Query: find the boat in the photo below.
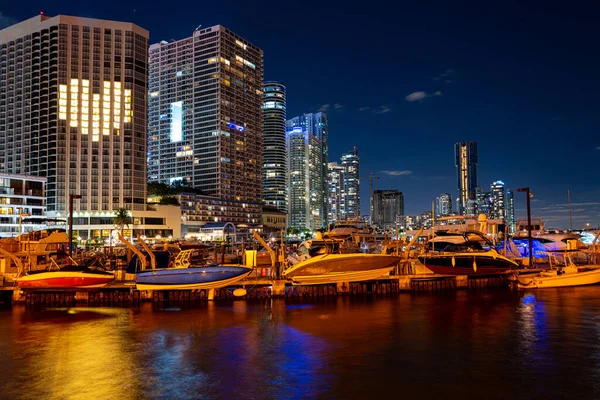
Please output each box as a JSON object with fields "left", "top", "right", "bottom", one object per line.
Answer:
{"left": 515, "top": 264, "right": 600, "bottom": 289}
{"left": 135, "top": 249, "right": 252, "bottom": 291}
{"left": 418, "top": 231, "right": 519, "bottom": 275}
{"left": 282, "top": 234, "right": 402, "bottom": 285}
{"left": 16, "top": 252, "right": 115, "bottom": 290}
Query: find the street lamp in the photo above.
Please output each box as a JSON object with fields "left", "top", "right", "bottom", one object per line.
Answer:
{"left": 17, "top": 207, "right": 31, "bottom": 238}
{"left": 516, "top": 187, "right": 534, "bottom": 268}
{"left": 68, "top": 193, "right": 82, "bottom": 257}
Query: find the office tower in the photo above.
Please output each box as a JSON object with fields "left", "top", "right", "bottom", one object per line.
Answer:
{"left": 148, "top": 26, "right": 264, "bottom": 224}
{"left": 286, "top": 112, "right": 328, "bottom": 230}
{"left": 0, "top": 15, "right": 149, "bottom": 216}
{"left": 372, "top": 189, "right": 404, "bottom": 230}
{"left": 454, "top": 141, "right": 478, "bottom": 215}
{"left": 327, "top": 162, "right": 346, "bottom": 224}
{"left": 436, "top": 192, "right": 452, "bottom": 217}
{"left": 341, "top": 147, "right": 360, "bottom": 219}
{"left": 262, "top": 82, "right": 287, "bottom": 212}
{"left": 490, "top": 180, "right": 506, "bottom": 220}
{"left": 475, "top": 185, "right": 491, "bottom": 216}
{"left": 505, "top": 189, "right": 515, "bottom": 233}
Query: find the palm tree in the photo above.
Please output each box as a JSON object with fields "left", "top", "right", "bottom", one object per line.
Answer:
{"left": 114, "top": 208, "right": 131, "bottom": 237}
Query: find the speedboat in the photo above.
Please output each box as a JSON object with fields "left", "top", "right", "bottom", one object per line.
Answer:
{"left": 16, "top": 252, "right": 115, "bottom": 290}
{"left": 135, "top": 249, "right": 252, "bottom": 291}
{"left": 418, "top": 231, "right": 519, "bottom": 275}
{"left": 516, "top": 265, "right": 600, "bottom": 289}
{"left": 283, "top": 234, "right": 402, "bottom": 285}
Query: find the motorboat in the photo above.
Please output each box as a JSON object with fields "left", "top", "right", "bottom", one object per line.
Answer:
{"left": 135, "top": 249, "right": 252, "bottom": 291}
{"left": 418, "top": 231, "right": 519, "bottom": 275}
{"left": 283, "top": 234, "right": 402, "bottom": 285}
{"left": 515, "top": 265, "right": 600, "bottom": 289}
{"left": 16, "top": 252, "right": 115, "bottom": 290}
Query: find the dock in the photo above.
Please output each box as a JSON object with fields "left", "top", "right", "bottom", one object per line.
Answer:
{"left": 0, "top": 271, "right": 514, "bottom": 307}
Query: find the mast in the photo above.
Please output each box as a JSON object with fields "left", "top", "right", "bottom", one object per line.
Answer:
{"left": 568, "top": 190, "right": 573, "bottom": 231}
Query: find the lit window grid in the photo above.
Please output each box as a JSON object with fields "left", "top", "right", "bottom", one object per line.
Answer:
{"left": 58, "top": 80, "right": 132, "bottom": 132}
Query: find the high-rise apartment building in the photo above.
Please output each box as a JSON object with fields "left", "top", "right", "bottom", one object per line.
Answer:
{"left": 372, "top": 189, "right": 404, "bottom": 230}
{"left": 286, "top": 113, "right": 328, "bottom": 230}
{"left": 475, "top": 185, "right": 491, "bottom": 217}
{"left": 148, "top": 26, "right": 264, "bottom": 225}
{"left": 490, "top": 180, "right": 506, "bottom": 220}
{"left": 455, "top": 141, "right": 478, "bottom": 215}
{"left": 0, "top": 15, "right": 149, "bottom": 217}
{"left": 436, "top": 192, "right": 452, "bottom": 217}
{"left": 327, "top": 162, "right": 346, "bottom": 225}
{"left": 341, "top": 147, "right": 360, "bottom": 219}
{"left": 262, "top": 82, "right": 286, "bottom": 213}
{"left": 505, "top": 189, "right": 515, "bottom": 233}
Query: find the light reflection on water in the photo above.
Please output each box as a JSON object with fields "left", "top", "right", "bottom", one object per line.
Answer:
{"left": 1, "top": 288, "right": 600, "bottom": 399}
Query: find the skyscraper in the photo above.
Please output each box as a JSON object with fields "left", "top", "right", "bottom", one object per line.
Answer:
{"left": 262, "top": 82, "right": 286, "bottom": 212}
{"left": 436, "top": 193, "right": 452, "bottom": 217}
{"left": 490, "top": 180, "right": 506, "bottom": 220}
{"left": 475, "top": 185, "right": 491, "bottom": 217}
{"left": 505, "top": 189, "right": 515, "bottom": 233}
{"left": 373, "top": 189, "right": 404, "bottom": 230}
{"left": 341, "top": 147, "right": 360, "bottom": 219}
{"left": 147, "top": 26, "right": 264, "bottom": 224}
{"left": 286, "top": 113, "right": 328, "bottom": 230}
{"left": 0, "top": 15, "right": 149, "bottom": 215}
{"left": 455, "top": 141, "right": 478, "bottom": 215}
{"left": 327, "top": 162, "right": 346, "bottom": 224}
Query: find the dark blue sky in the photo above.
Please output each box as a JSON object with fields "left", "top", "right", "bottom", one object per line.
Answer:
{"left": 2, "top": 1, "right": 600, "bottom": 228}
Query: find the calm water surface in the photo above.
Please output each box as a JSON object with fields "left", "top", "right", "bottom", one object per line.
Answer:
{"left": 1, "top": 288, "right": 600, "bottom": 399}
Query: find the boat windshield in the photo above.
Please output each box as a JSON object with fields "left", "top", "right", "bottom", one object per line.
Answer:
{"left": 442, "top": 241, "right": 488, "bottom": 252}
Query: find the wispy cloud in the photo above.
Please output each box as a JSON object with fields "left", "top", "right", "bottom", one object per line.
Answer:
{"left": 0, "top": 12, "right": 16, "bottom": 29}
{"left": 595, "top": 146, "right": 600, "bottom": 151}
{"left": 318, "top": 103, "right": 343, "bottom": 113}
{"left": 375, "top": 105, "right": 391, "bottom": 114}
{"left": 358, "top": 105, "right": 391, "bottom": 114}
{"left": 380, "top": 170, "right": 413, "bottom": 177}
{"left": 405, "top": 91, "right": 442, "bottom": 102}
{"left": 433, "top": 69, "right": 458, "bottom": 83}
{"left": 540, "top": 202, "right": 600, "bottom": 210}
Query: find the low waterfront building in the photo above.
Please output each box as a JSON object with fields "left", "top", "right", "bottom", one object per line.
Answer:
{"left": 0, "top": 173, "right": 47, "bottom": 238}
{"left": 262, "top": 205, "right": 287, "bottom": 235}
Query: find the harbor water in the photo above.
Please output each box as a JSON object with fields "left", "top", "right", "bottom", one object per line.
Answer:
{"left": 1, "top": 288, "right": 599, "bottom": 399}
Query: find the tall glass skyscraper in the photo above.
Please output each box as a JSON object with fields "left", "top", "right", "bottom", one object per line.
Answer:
{"left": 490, "top": 180, "right": 506, "bottom": 220}
{"left": 436, "top": 193, "right": 452, "bottom": 217}
{"left": 147, "top": 26, "right": 264, "bottom": 224}
{"left": 0, "top": 15, "right": 149, "bottom": 215}
{"left": 476, "top": 185, "right": 491, "bottom": 217}
{"left": 262, "top": 82, "right": 286, "bottom": 212}
{"left": 340, "top": 147, "right": 360, "bottom": 219}
{"left": 286, "top": 112, "right": 328, "bottom": 230}
{"left": 455, "top": 141, "right": 478, "bottom": 215}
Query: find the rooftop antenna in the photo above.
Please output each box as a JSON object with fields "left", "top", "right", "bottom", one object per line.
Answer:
{"left": 195, "top": 24, "right": 202, "bottom": 31}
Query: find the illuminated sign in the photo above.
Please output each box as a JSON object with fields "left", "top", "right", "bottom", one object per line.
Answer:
{"left": 170, "top": 101, "right": 183, "bottom": 142}
{"left": 228, "top": 121, "right": 245, "bottom": 132}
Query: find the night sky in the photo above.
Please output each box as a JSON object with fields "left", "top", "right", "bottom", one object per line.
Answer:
{"left": 2, "top": 1, "right": 599, "bottom": 228}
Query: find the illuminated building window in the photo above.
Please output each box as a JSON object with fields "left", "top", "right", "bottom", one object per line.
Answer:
{"left": 70, "top": 119, "right": 78, "bottom": 127}
{"left": 82, "top": 101, "right": 89, "bottom": 108}
{"left": 103, "top": 82, "right": 111, "bottom": 89}
{"left": 114, "top": 117, "right": 120, "bottom": 124}
{"left": 82, "top": 79, "right": 89, "bottom": 87}
{"left": 114, "top": 82, "right": 121, "bottom": 89}
{"left": 60, "top": 84, "right": 67, "bottom": 93}
{"left": 60, "top": 92, "right": 67, "bottom": 99}
{"left": 59, "top": 99, "right": 67, "bottom": 106}
{"left": 103, "top": 108, "right": 110, "bottom": 116}
{"left": 124, "top": 116, "right": 131, "bottom": 123}
{"left": 125, "top": 103, "right": 131, "bottom": 110}
{"left": 82, "top": 87, "right": 89, "bottom": 94}
{"left": 92, "top": 135, "right": 99, "bottom": 142}
{"left": 93, "top": 121, "right": 100, "bottom": 128}
{"left": 81, "top": 128, "right": 88, "bottom": 135}
{"left": 93, "top": 101, "right": 99, "bottom": 109}
{"left": 82, "top": 121, "right": 88, "bottom": 128}
{"left": 103, "top": 95, "right": 111, "bottom": 102}
{"left": 71, "top": 92, "right": 78, "bottom": 99}
{"left": 59, "top": 112, "right": 67, "bottom": 120}
{"left": 59, "top": 106, "right": 67, "bottom": 113}
{"left": 103, "top": 128, "right": 109, "bottom": 135}
{"left": 114, "top": 108, "right": 121, "bottom": 116}
{"left": 93, "top": 128, "right": 99, "bottom": 135}
{"left": 114, "top": 88, "right": 121, "bottom": 97}
{"left": 71, "top": 100, "right": 78, "bottom": 107}
{"left": 70, "top": 78, "right": 79, "bottom": 86}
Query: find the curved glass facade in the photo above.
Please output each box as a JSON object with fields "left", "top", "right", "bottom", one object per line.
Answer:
{"left": 262, "top": 82, "right": 287, "bottom": 212}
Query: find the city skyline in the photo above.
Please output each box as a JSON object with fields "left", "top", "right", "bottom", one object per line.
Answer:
{"left": 2, "top": 3, "right": 599, "bottom": 229}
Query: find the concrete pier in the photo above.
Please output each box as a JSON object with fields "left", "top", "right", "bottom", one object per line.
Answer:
{"left": 0, "top": 273, "right": 511, "bottom": 307}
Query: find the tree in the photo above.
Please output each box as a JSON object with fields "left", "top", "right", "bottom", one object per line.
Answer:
{"left": 159, "top": 196, "right": 180, "bottom": 205}
{"left": 114, "top": 208, "right": 131, "bottom": 236}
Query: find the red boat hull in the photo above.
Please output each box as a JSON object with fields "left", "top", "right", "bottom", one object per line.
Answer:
{"left": 17, "top": 272, "right": 115, "bottom": 289}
